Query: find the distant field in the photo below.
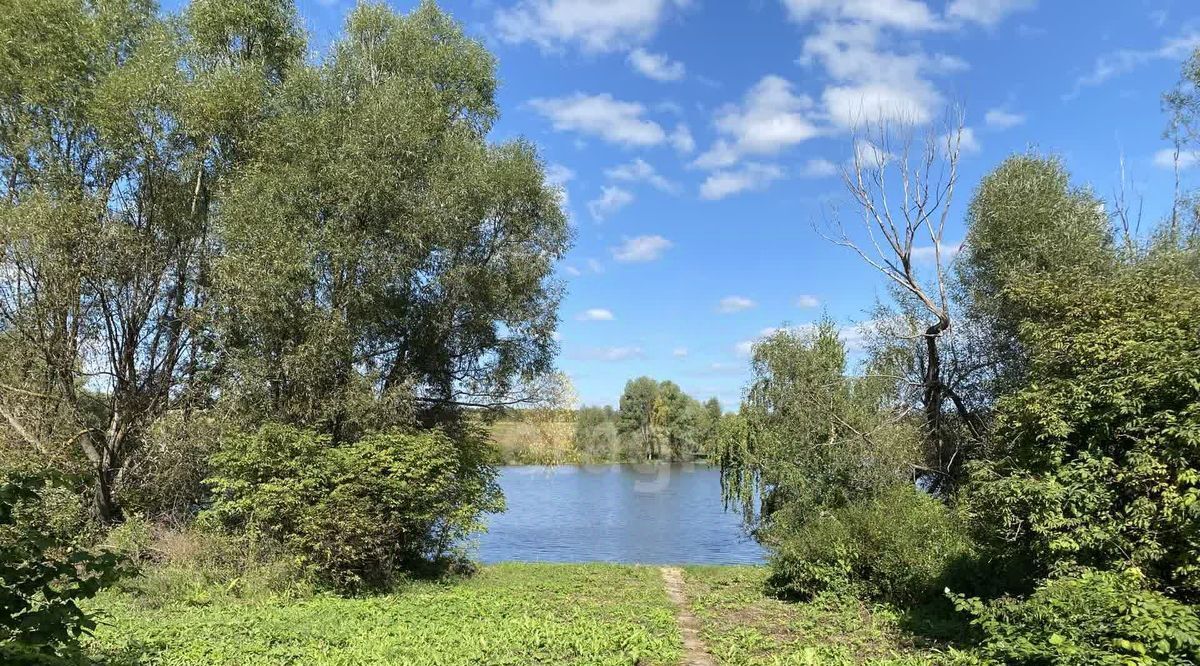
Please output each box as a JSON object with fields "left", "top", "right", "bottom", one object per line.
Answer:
{"left": 488, "top": 418, "right": 577, "bottom": 464}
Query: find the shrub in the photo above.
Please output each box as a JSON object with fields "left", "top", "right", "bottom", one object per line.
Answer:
{"left": 965, "top": 264, "right": 1200, "bottom": 600}
{"left": 768, "top": 485, "right": 974, "bottom": 606}
{"left": 118, "top": 412, "right": 223, "bottom": 523}
{"left": 0, "top": 473, "right": 129, "bottom": 659}
{"left": 202, "top": 424, "right": 503, "bottom": 591}
{"left": 954, "top": 568, "right": 1200, "bottom": 665}
{"left": 110, "top": 527, "right": 314, "bottom": 607}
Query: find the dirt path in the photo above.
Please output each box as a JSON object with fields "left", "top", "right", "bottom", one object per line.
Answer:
{"left": 660, "top": 567, "right": 717, "bottom": 666}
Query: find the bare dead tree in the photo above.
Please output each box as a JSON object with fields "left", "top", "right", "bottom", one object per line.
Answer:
{"left": 819, "top": 109, "right": 980, "bottom": 492}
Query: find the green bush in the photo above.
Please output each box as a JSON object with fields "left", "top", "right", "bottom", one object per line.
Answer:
{"left": 965, "top": 264, "right": 1200, "bottom": 600}
{"left": 768, "top": 485, "right": 974, "bottom": 606}
{"left": 0, "top": 473, "right": 129, "bottom": 659}
{"left": 954, "top": 568, "right": 1200, "bottom": 665}
{"left": 202, "top": 424, "right": 503, "bottom": 591}
{"left": 0, "top": 642, "right": 87, "bottom": 666}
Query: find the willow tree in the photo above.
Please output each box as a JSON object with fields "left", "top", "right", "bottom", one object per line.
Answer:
{"left": 715, "top": 321, "right": 919, "bottom": 536}
{"left": 955, "top": 154, "right": 1114, "bottom": 404}
{"left": 213, "top": 2, "right": 570, "bottom": 439}
{"left": 0, "top": 0, "right": 303, "bottom": 522}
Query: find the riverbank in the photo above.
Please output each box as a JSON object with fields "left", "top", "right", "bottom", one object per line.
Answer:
{"left": 85, "top": 564, "right": 947, "bottom": 665}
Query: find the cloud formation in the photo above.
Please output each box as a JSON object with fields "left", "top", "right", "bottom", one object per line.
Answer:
{"left": 694, "top": 75, "right": 821, "bottom": 169}
{"left": 571, "top": 346, "right": 646, "bottom": 362}
{"left": 496, "top": 0, "right": 691, "bottom": 52}
{"left": 699, "top": 163, "right": 785, "bottom": 200}
{"left": 529, "top": 93, "right": 667, "bottom": 146}
{"left": 612, "top": 235, "right": 673, "bottom": 262}
{"left": 1068, "top": 30, "right": 1200, "bottom": 99}
{"left": 577, "top": 308, "right": 615, "bottom": 321}
{"left": 605, "top": 158, "right": 679, "bottom": 193}
{"left": 1154, "top": 148, "right": 1200, "bottom": 170}
{"left": 587, "top": 186, "right": 635, "bottom": 221}
{"left": 717, "top": 296, "right": 756, "bottom": 313}
{"left": 628, "top": 48, "right": 686, "bottom": 81}
{"left": 984, "top": 108, "right": 1025, "bottom": 129}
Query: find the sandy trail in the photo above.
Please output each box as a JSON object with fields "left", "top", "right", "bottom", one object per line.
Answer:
{"left": 660, "top": 567, "right": 717, "bottom": 666}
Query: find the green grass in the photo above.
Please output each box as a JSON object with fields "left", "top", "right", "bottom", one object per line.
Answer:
{"left": 84, "top": 564, "right": 957, "bottom": 665}
{"left": 86, "top": 564, "right": 682, "bottom": 666}
{"left": 681, "top": 566, "right": 948, "bottom": 665}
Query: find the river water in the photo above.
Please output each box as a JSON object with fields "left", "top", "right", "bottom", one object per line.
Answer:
{"left": 475, "top": 464, "right": 765, "bottom": 565}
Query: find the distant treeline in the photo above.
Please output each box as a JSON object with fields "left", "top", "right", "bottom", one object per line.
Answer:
{"left": 490, "top": 377, "right": 721, "bottom": 464}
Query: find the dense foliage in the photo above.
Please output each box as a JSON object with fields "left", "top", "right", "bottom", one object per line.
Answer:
{"left": 716, "top": 50, "right": 1200, "bottom": 664}
{"left": 0, "top": 0, "right": 566, "bottom": 533}
{"left": 202, "top": 424, "right": 502, "bottom": 591}
{"left": 615, "top": 377, "right": 720, "bottom": 461}
{"left": 1, "top": 474, "right": 128, "bottom": 660}
{"left": 768, "top": 485, "right": 973, "bottom": 605}
{"left": 965, "top": 255, "right": 1200, "bottom": 600}
{"left": 214, "top": 3, "right": 569, "bottom": 436}
{"left": 715, "top": 320, "right": 920, "bottom": 536}
{"left": 954, "top": 155, "right": 1114, "bottom": 403}
{"left": 954, "top": 568, "right": 1200, "bottom": 665}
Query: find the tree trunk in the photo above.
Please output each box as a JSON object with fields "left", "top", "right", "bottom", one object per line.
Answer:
{"left": 94, "top": 460, "right": 124, "bottom": 525}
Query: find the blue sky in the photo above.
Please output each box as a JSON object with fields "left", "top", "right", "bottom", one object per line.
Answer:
{"left": 250, "top": 0, "right": 1199, "bottom": 407}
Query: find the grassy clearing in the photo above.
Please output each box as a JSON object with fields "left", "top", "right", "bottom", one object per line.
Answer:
{"left": 86, "top": 564, "right": 682, "bottom": 666}
{"left": 682, "top": 566, "right": 946, "bottom": 665}
{"left": 84, "top": 563, "right": 956, "bottom": 665}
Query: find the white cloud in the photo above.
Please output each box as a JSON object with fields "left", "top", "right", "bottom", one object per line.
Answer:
{"left": 1154, "top": 148, "right": 1200, "bottom": 170}
{"left": 700, "top": 163, "right": 785, "bottom": 200}
{"left": 800, "top": 21, "right": 961, "bottom": 128}
{"left": 587, "top": 186, "right": 635, "bottom": 221}
{"left": 628, "top": 48, "right": 686, "bottom": 81}
{"left": 735, "top": 321, "right": 869, "bottom": 358}
{"left": 1069, "top": 30, "right": 1200, "bottom": 98}
{"left": 694, "top": 75, "right": 821, "bottom": 169}
{"left": 586, "top": 258, "right": 605, "bottom": 273}
{"left": 782, "top": 0, "right": 938, "bottom": 31}
{"left": 545, "top": 163, "right": 575, "bottom": 184}
{"left": 573, "top": 346, "right": 646, "bottom": 362}
{"left": 612, "top": 235, "right": 673, "bottom": 262}
{"left": 495, "top": 0, "right": 691, "bottom": 53}
{"left": 605, "top": 158, "right": 678, "bottom": 193}
{"left": 911, "top": 241, "right": 963, "bottom": 263}
{"left": 529, "top": 93, "right": 667, "bottom": 146}
{"left": 822, "top": 83, "right": 940, "bottom": 128}
{"left": 563, "top": 265, "right": 582, "bottom": 276}
{"left": 782, "top": 0, "right": 1033, "bottom": 30}
{"left": 796, "top": 294, "right": 821, "bottom": 308}
{"left": 798, "top": 158, "right": 839, "bottom": 178}
{"left": 946, "top": 0, "right": 1036, "bottom": 27}
{"left": 577, "top": 308, "right": 615, "bottom": 321}
{"left": 942, "top": 126, "right": 981, "bottom": 156}
{"left": 670, "top": 123, "right": 696, "bottom": 154}
{"left": 692, "top": 141, "right": 740, "bottom": 170}
{"left": 717, "top": 296, "right": 756, "bottom": 313}
{"left": 838, "top": 322, "right": 871, "bottom": 352}
{"left": 984, "top": 108, "right": 1025, "bottom": 129}
{"left": 545, "top": 163, "right": 575, "bottom": 209}
{"left": 852, "top": 139, "right": 892, "bottom": 167}
{"left": 673, "top": 347, "right": 689, "bottom": 358}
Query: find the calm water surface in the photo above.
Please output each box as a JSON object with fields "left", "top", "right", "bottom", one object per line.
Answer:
{"left": 475, "top": 464, "right": 765, "bottom": 565}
